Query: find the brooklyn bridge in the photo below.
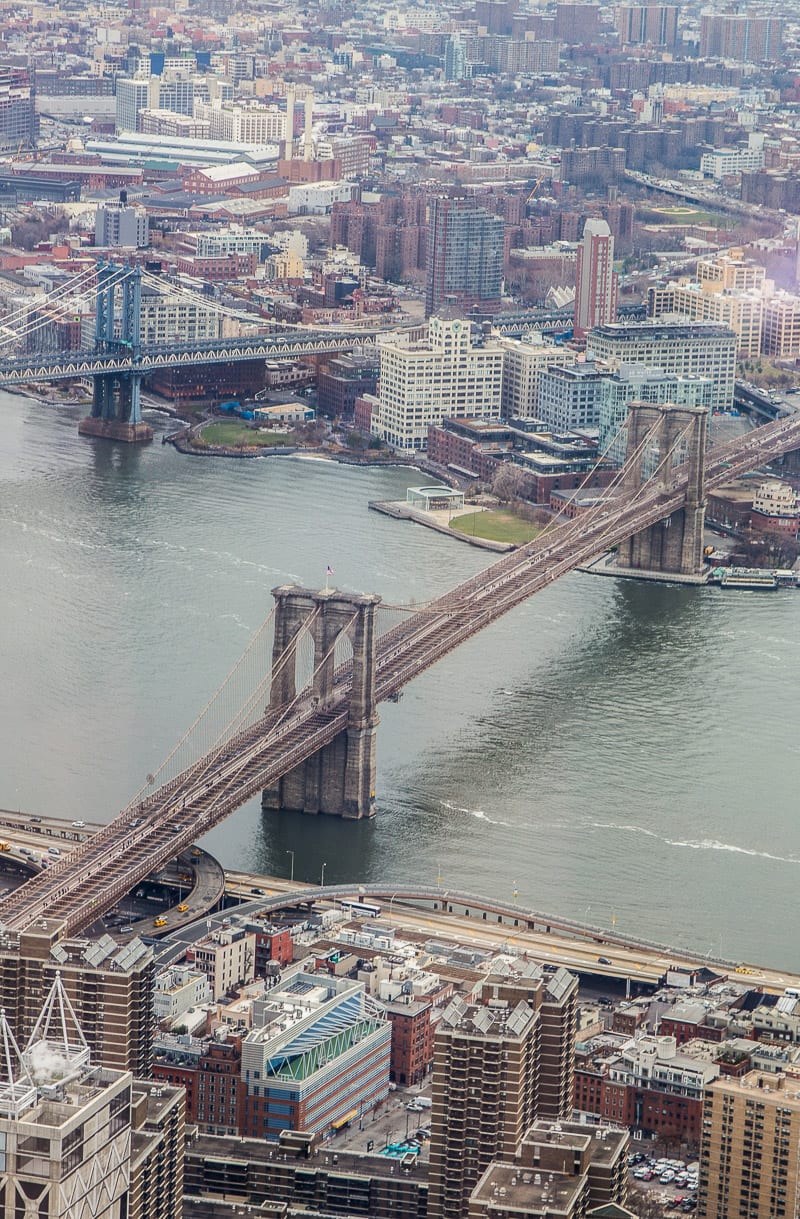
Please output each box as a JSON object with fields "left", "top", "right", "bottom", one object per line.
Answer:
{"left": 0, "top": 395, "right": 797, "bottom": 941}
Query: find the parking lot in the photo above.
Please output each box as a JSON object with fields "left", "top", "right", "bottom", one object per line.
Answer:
{"left": 629, "top": 1151, "right": 698, "bottom": 1212}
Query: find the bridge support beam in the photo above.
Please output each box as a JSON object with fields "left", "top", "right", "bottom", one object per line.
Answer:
{"left": 616, "top": 401, "right": 708, "bottom": 578}
{"left": 262, "top": 585, "right": 380, "bottom": 819}
{"left": 79, "top": 261, "right": 152, "bottom": 443}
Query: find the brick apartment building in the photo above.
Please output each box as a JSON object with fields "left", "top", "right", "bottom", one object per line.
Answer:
{"left": 383, "top": 997, "right": 434, "bottom": 1086}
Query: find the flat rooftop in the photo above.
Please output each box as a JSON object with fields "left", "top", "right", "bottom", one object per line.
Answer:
{"left": 187, "top": 1132, "right": 429, "bottom": 1183}
{"left": 472, "top": 1161, "right": 583, "bottom": 1216}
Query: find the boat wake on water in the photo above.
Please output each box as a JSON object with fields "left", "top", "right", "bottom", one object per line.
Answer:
{"left": 592, "top": 822, "right": 800, "bottom": 865}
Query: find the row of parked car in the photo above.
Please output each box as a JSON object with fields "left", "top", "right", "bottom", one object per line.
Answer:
{"left": 630, "top": 1152, "right": 699, "bottom": 1193}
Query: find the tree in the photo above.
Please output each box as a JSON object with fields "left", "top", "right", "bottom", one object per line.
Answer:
{"left": 491, "top": 463, "right": 535, "bottom": 503}
{"left": 628, "top": 1193, "right": 669, "bottom": 1219}
{"left": 730, "top": 527, "right": 800, "bottom": 569}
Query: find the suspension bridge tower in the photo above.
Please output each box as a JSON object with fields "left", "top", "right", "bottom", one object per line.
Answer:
{"left": 262, "top": 585, "right": 381, "bottom": 818}
{"left": 78, "top": 261, "right": 153, "bottom": 443}
{"left": 615, "top": 400, "right": 708, "bottom": 579}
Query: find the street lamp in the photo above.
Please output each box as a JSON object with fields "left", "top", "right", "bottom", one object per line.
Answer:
{"left": 286, "top": 850, "right": 295, "bottom": 883}
{"left": 321, "top": 861, "right": 327, "bottom": 887}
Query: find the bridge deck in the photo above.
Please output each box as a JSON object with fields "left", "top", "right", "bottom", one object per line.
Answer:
{"left": 0, "top": 416, "right": 798, "bottom": 938}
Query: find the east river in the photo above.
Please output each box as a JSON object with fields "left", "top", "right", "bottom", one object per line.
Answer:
{"left": 1, "top": 393, "right": 798, "bottom": 969}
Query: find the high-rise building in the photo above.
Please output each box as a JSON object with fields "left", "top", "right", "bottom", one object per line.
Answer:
{"left": 425, "top": 197, "right": 504, "bottom": 318}
{"left": 444, "top": 36, "right": 467, "bottom": 81}
{"left": 586, "top": 321, "right": 737, "bottom": 411}
{"left": 498, "top": 335, "right": 577, "bottom": 419}
{"left": 699, "top": 13, "right": 783, "bottom": 62}
{"left": 372, "top": 317, "right": 504, "bottom": 451}
{"left": 616, "top": 3, "right": 678, "bottom": 46}
{"left": 699, "top": 1070, "right": 800, "bottom": 1219}
{"left": 0, "top": 974, "right": 184, "bottom": 1219}
{"left": 115, "top": 78, "right": 151, "bottom": 134}
{"left": 95, "top": 198, "right": 150, "bottom": 249}
{"left": 574, "top": 219, "right": 618, "bottom": 340}
{"left": 427, "top": 961, "right": 578, "bottom": 1219}
{"left": 647, "top": 281, "right": 764, "bottom": 357}
{"left": 0, "top": 925, "right": 155, "bottom": 1077}
{"left": 554, "top": 1, "right": 600, "bottom": 41}
{"left": 0, "top": 68, "right": 37, "bottom": 152}
{"left": 469, "top": 1119, "right": 630, "bottom": 1218}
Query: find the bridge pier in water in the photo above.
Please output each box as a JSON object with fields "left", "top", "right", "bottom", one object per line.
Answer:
{"left": 262, "top": 585, "right": 381, "bottom": 819}
{"left": 78, "top": 261, "right": 153, "bottom": 444}
{"left": 616, "top": 401, "right": 708, "bottom": 579}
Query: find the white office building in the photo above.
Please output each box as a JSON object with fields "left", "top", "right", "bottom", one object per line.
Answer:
{"left": 372, "top": 317, "right": 504, "bottom": 452}
{"left": 498, "top": 334, "right": 576, "bottom": 418}
{"left": 95, "top": 200, "right": 149, "bottom": 249}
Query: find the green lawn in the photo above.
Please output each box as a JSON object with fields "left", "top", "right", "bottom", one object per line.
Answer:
{"left": 196, "top": 421, "right": 293, "bottom": 449}
{"left": 450, "top": 509, "right": 541, "bottom": 545}
{"left": 639, "top": 207, "right": 724, "bottom": 227}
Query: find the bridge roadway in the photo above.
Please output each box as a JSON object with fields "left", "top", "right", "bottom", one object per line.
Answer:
{"left": 0, "top": 330, "right": 379, "bottom": 387}
{"left": 2, "top": 414, "right": 799, "bottom": 939}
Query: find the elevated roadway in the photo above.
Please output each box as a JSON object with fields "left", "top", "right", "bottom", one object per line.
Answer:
{"left": 2, "top": 414, "right": 800, "bottom": 938}
{"left": 0, "top": 811, "right": 225, "bottom": 936}
{"left": 165, "top": 878, "right": 800, "bottom": 995}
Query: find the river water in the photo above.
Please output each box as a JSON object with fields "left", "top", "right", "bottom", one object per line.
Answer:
{"left": 0, "top": 394, "right": 797, "bottom": 968}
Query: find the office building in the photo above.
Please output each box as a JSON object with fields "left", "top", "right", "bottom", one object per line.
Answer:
{"left": 425, "top": 197, "right": 504, "bottom": 318}
{"left": 699, "top": 1070, "right": 800, "bottom": 1219}
{"left": 469, "top": 1119, "right": 630, "bottom": 1218}
{"left": 700, "top": 146, "right": 765, "bottom": 181}
{"left": 372, "top": 317, "right": 504, "bottom": 452}
{"left": 696, "top": 250, "right": 766, "bottom": 294}
{"left": 0, "top": 926, "right": 155, "bottom": 1077}
{"left": 115, "top": 78, "right": 151, "bottom": 135}
{"left": 0, "top": 68, "right": 37, "bottom": 152}
{"left": 498, "top": 335, "right": 577, "bottom": 419}
{"left": 762, "top": 295, "right": 800, "bottom": 357}
{"left": 317, "top": 355, "right": 379, "bottom": 420}
{"left": 428, "top": 961, "right": 578, "bottom": 1219}
{"left": 699, "top": 13, "right": 783, "bottom": 62}
{"left": 587, "top": 322, "right": 737, "bottom": 411}
{"left": 616, "top": 3, "right": 678, "bottom": 46}
{"left": 195, "top": 100, "right": 286, "bottom": 145}
{"left": 574, "top": 219, "right": 618, "bottom": 341}
{"left": 240, "top": 974, "right": 390, "bottom": 1140}
{"left": 598, "top": 367, "right": 713, "bottom": 464}
{"left": 95, "top": 199, "right": 150, "bottom": 249}
{"left": 538, "top": 363, "right": 608, "bottom": 432}
{"left": 138, "top": 286, "right": 222, "bottom": 346}
{"left": 647, "top": 281, "right": 763, "bottom": 357}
